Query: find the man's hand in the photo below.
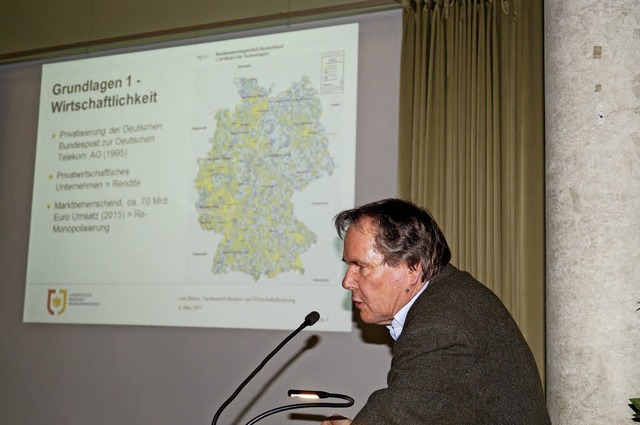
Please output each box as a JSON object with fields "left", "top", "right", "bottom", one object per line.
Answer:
{"left": 320, "top": 414, "right": 352, "bottom": 425}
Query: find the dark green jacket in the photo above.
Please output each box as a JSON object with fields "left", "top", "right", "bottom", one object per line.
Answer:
{"left": 353, "top": 264, "right": 551, "bottom": 424}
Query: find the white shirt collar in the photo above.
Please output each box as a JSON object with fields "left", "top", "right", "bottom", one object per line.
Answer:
{"left": 386, "top": 281, "right": 429, "bottom": 340}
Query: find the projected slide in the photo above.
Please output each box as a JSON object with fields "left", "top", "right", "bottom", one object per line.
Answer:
{"left": 23, "top": 24, "right": 358, "bottom": 331}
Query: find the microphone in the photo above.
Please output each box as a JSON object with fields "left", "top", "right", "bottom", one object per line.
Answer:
{"left": 211, "top": 311, "right": 321, "bottom": 425}
{"left": 303, "top": 311, "right": 320, "bottom": 327}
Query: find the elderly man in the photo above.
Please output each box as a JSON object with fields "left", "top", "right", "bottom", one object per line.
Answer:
{"left": 321, "top": 198, "right": 550, "bottom": 424}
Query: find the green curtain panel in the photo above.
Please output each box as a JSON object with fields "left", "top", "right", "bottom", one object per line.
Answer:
{"left": 396, "top": 0, "right": 546, "bottom": 384}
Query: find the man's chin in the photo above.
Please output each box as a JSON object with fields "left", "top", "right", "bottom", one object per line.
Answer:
{"left": 357, "top": 310, "right": 376, "bottom": 324}
{"left": 357, "top": 310, "right": 391, "bottom": 326}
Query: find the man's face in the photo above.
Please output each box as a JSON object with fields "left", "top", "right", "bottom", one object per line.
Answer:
{"left": 341, "top": 217, "right": 422, "bottom": 326}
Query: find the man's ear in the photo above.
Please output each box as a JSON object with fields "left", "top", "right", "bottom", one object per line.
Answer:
{"left": 407, "top": 263, "right": 424, "bottom": 287}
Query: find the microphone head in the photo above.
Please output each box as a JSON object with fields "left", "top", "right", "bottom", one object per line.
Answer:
{"left": 304, "top": 311, "right": 320, "bottom": 327}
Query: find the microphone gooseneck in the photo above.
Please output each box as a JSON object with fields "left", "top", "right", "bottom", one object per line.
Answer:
{"left": 211, "top": 311, "right": 320, "bottom": 425}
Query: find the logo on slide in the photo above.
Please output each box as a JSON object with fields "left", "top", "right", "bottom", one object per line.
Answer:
{"left": 47, "top": 289, "right": 67, "bottom": 316}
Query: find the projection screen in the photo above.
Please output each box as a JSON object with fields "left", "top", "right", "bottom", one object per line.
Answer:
{"left": 23, "top": 24, "right": 359, "bottom": 331}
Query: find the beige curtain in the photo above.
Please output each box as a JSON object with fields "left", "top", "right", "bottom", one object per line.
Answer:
{"left": 396, "top": 0, "right": 546, "bottom": 383}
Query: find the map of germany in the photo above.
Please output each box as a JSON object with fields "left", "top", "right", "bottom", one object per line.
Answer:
{"left": 195, "top": 76, "right": 335, "bottom": 280}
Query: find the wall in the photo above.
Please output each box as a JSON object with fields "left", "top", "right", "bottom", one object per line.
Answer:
{"left": 0, "top": 0, "right": 397, "bottom": 62}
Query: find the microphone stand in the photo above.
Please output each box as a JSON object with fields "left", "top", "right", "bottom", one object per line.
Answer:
{"left": 211, "top": 312, "right": 322, "bottom": 425}
{"left": 244, "top": 390, "right": 354, "bottom": 425}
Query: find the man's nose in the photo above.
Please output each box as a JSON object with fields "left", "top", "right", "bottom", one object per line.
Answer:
{"left": 342, "top": 267, "right": 356, "bottom": 290}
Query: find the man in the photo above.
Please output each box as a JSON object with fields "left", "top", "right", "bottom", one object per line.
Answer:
{"left": 322, "top": 198, "right": 551, "bottom": 424}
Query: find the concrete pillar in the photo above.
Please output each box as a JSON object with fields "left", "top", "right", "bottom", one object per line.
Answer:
{"left": 544, "top": 0, "right": 640, "bottom": 423}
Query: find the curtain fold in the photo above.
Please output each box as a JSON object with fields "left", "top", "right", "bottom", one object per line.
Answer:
{"left": 396, "top": 0, "right": 546, "bottom": 384}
